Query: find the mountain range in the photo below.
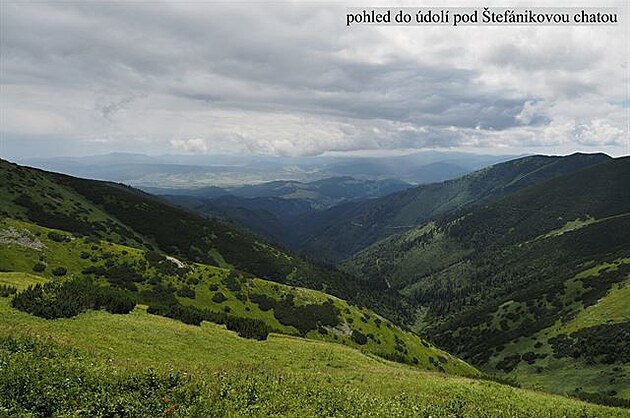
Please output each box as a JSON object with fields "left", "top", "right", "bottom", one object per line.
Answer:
{"left": 1, "top": 152, "right": 628, "bottom": 413}
{"left": 21, "top": 150, "right": 514, "bottom": 187}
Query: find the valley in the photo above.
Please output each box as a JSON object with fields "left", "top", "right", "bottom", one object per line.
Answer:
{"left": 1, "top": 154, "right": 629, "bottom": 415}
{"left": 4, "top": 3, "right": 626, "bottom": 415}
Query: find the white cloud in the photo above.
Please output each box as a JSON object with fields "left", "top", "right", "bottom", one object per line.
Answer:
{"left": 1, "top": 0, "right": 628, "bottom": 158}
{"left": 170, "top": 138, "right": 208, "bottom": 153}
{"left": 573, "top": 119, "right": 626, "bottom": 146}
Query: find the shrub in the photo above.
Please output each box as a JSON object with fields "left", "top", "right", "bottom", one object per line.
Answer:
{"left": 495, "top": 354, "right": 522, "bottom": 372}
{"left": 225, "top": 316, "right": 270, "bottom": 340}
{"left": 82, "top": 262, "right": 144, "bottom": 291}
{"left": 212, "top": 292, "right": 227, "bottom": 303}
{"left": 0, "top": 285, "right": 17, "bottom": 297}
{"left": 97, "top": 287, "right": 137, "bottom": 314}
{"left": 147, "top": 303, "right": 214, "bottom": 326}
{"left": 51, "top": 267, "right": 67, "bottom": 277}
{"left": 480, "top": 373, "right": 521, "bottom": 388}
{"left": 176, "top": 286, "right": 196, "bottom": 299}
{"left": 249, "top": 293, "right": 275, "bottom": 311}
{"left": 32, "top": 262, "right": 46, "bottom": 272}
{"left": 11, "top": 277, "right": 136, "bottom": 319}
{"left": 249, "top": 293, "right": 340, "bottom": 335}
{"left": 572, "top": 390, "right": 630, "bottom": 409}
{"left": 47, "top": 231, "right": 67, "bottom": 242}
{"left": 224, "top": 273, "right": 241, "bottom": 292}
{"left": 549, "top": 323, "right": 630, "bottom": 363}
{"left": 145, "top": 300, "right": 270, "bottom": 340}
{"left": 351, "top": 330, "right": 368, "bottom": 345}
{"left": 145, "top": 251, "right": 165, "bottom": 264}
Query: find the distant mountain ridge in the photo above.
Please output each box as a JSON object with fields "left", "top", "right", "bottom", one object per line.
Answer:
{"left": 21, "top": 151, "right": 514, "bottom": 187}
{"left": 146, "top": 176, "right": 412, "bottom": 209}
{"left": 149, "top": 176, "right": 413, "bottom": 245}
{"left": 293, "top": 153, "right": 612, "bottom": 262}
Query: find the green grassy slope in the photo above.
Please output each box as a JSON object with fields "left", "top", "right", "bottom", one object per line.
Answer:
{"left": 486, "top": 259, "right": 630, "bottom": 399}
{"left": 295, "top": 153, "right": 610, "bottom": 264}
{"left": 343, "top": 156, "right": 630, "bottom": 398}
{"left": 0, "top": 217, "right": 475, "bottom": 376}
{"left": 0, "top": 274, "right": 626, "bottom": 416}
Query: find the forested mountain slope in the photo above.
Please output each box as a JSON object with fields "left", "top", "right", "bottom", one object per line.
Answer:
{"left": 294, "top": 153, "right": 610, "bottom": 263}
{"left": 343, "top": 156, "right": 630, "bottom": 398}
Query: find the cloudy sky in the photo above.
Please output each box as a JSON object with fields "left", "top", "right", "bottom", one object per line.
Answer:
{"left": 1, "top": 0, "right": 628, "bottom": 159}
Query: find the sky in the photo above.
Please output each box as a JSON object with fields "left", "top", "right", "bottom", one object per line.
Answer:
{"left": 1, "top": 0, "right": 628, "bottom": 159}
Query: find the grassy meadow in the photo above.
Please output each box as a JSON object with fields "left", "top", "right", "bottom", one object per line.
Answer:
{"left": 0, "top": 273, "right": 627, "bottom": 416}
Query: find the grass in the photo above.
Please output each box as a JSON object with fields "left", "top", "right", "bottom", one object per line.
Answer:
{"left": 0, "top": 218, "right": 477, "bottom": 377}
{"left": 533, "top": 214, "right": 630, "bottom": 242}
{"left": 0, "top": 287, "right": 627, "bottom": 416}
{"left": 0, "top": 272, "right": 47, "bottom": 289}
{"left": 486, "top": 259, "right": 630, "bottom": 398}
{"left": 344, "top": 222, "right": 473, "bottom": 290}
{"left": 563, "top": 261, "right": 630, "bottom": 333}
{"left": 537, "top": 216, "right": 597, "bottom": 240}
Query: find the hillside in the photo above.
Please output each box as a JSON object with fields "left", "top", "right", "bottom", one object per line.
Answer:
{"left": 0, "top": 217, "right": 472, "bottom": 374}
{"left": 295, "top": 153, "right": 611, "bottom": 263}
{"left": 343, "top": 156, "right": 630, "bottom": 398}
{"left": 0, "top": 158, "right": 475, "bottom": 369}
{"left": 0, "top": 272, "right": 626, "bottom": 416}
{"left": 0, "top": 158, "right": 408, "bottom": 322}
{"left": 178, "top": 195, "right": 312, "bottom": 245}
{"left": 229, "top": 176, "right": 411, "bottom": 208}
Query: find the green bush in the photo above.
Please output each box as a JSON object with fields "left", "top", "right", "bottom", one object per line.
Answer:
{"left": 32, "top": 262, "right": 46, "bottom": 272}
{"left": 249, "top": 293, "right": 340, "bottom": 335}
{"left": 224, "top": 272, "right": 242, "bottom": 292}
{"left": 51, "top": 267, "right": 67, "bottom": 277}
{"left": 176, "top": 286, "right": 196, "bottom": 299}
{"left": 495, "top": 354, "right": 522, "bottom": 373}
{"left": 147, "top": 303, "right": 215, "bottom": 326}
{"left": 549, "top": 323, "right": 630, "bottom": 363}
{"left": 226, "top": 316, "right": 270, "bottom": 340}
{"left": 212, "top": 292, "right": 227, "bottom": 303}
{"left": 351, "top": 330, "right": 368, "bottom": 345}
{"left": 0, "top": 284, "right": 17, "bottom": 297}
{"left": 11, "top": 277, "right": 136, "bottom": 319}
{"left": 146, "top": 301, "right": 270, "bottom": 340}
{"left": 47, "top": 231, "right": 67, "bottom": 242}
